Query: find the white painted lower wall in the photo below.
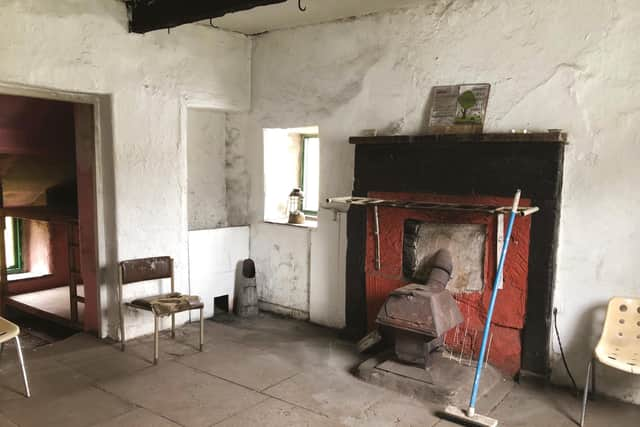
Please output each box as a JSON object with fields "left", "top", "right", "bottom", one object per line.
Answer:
{"left": 251, "top": 222, "right": 312, "bottom": 319}
{"left": 188, "top": 226, "right": 250, "bottom": 319}
{"left": 246, "top": 0, "right": 640, "bottom": 404}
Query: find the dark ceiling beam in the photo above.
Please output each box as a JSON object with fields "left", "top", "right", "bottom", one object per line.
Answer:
{"left": 127, "top": 0, "right": 288, "bottom": 34}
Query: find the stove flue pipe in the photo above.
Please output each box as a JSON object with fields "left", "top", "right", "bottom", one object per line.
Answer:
{"left": 424, "top": 249, "right": 453, "bottom": 289}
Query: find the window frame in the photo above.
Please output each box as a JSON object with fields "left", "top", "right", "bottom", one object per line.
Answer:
{"left": 299, "top": 134, "right": 319, "bottom": 217}
{"left": 5, "top": 217, "right": 23, "bottom": 274}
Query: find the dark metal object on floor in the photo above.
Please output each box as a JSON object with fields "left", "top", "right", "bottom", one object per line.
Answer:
{"left": 376, "top": 249, "right": 463, "bottom": 368}
{"left": 235, "top": 259, "right": 259, "bottom": 317}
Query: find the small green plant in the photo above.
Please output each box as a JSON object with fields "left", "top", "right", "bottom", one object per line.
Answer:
{"left": 457, "top": 90, "right": 476, "bottom": 119}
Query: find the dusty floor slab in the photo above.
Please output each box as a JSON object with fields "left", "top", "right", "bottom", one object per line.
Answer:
{"left": 0, "top": 413, "right": 16, "bottom": 427}
{"left": 0, "top": 313, "right": 638, "bottom": 427}
{"left": 92, "top": 408, "right": 181, "bottom": 427}
{"left": 215, "top": 398, "right": 336, "bottom": 427}
{"left": 0, "top": 386, "right": 133, "bottom": 427}
{"left": 99, "top": 360, "right": 267, "bottom": 427}
{"left": 178, "top": 340, "right": 299, "bottom": 391}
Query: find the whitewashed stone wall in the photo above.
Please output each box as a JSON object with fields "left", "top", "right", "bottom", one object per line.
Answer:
{"left": 0, "top": 0, "right": 251, "bottom": 338}
{"left": 246, "top": 0, "right": 640, "bottom": 403}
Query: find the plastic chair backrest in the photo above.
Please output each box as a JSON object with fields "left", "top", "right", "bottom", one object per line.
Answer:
{"left": 594, "top": 297, "right": 640, "bottom": 374}
{"left": 0, "top": 316, "right": 20, "bottom": 343}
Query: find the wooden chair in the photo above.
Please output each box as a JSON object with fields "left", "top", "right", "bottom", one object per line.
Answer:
{"left": 580, "top": 296, "right": 640, "bottom": 426}
{"left": 0, "top": 316, "right": 30, "bottom": 397}
{"left": 118, "top": 256, "right": 204, "bottom": 364}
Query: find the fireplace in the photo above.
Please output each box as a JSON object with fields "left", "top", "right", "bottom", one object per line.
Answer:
{"left": 364, "top": 192, "right": 531, "bottom": 374}
{"left": 343, "top": 132, "right": 566, "bottom": 376}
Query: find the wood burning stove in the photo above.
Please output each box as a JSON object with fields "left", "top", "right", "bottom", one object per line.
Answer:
{"left": 376, "top": 249, "right": 463, "bottom": 367}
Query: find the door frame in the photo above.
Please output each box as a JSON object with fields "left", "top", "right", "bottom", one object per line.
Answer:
{"left": 0, "top": 81, "right": 115, "bottom": 337}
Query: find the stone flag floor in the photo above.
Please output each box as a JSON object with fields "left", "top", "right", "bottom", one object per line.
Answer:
{"left": 0, "top": 313, "right": 638, "bottom": 427}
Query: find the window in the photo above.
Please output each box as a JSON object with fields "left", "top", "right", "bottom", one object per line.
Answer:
{"left": 4, "top": 217, "right": 23, "bottom": 274}
{"left": 300, "top": 135, "right": 319, "bottom": 215}
{"left": 263, "top": 126, "right": 320, "bottom": 226}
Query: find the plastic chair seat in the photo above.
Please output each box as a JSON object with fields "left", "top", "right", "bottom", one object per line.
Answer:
{"left": 0, "top": 316, "right": 20, "bottom": 343}
{"left": 593, "top": 297, "right": 640, "bottom": 375}
{"left": 0, "top": 316, "right": 31, "bottom": 398}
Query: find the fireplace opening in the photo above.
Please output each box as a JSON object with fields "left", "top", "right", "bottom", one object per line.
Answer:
{"left": 403, "top": 219, "right": 487, "bottom": 293}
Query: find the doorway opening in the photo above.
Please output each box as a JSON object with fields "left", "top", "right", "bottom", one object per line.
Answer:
{"left": 0, "top": 92, "right": 99, "bottom": 345}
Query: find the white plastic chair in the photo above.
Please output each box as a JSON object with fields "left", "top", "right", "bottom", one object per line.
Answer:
{"left": 0, "top": 316, "right": 31, "bottom": 397}
{"left": 580, "top": 297, "right": 640, "bottom": 426}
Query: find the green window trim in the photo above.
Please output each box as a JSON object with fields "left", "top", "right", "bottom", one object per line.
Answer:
{"left": 299, "top": 134, "right": 319, "bottom": 216}
{"left": 6, "top": 217, "right": 23, "bottom": 274}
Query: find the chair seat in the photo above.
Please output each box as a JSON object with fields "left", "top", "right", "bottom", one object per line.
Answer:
{"left": 0, "top": 316, "right": 20, "bottom": 344}
{"left": 596, "top": 345, "right": 640, "bottom": 374}
{"left": 128, "top": 293, "right": 204, "bottom": 313}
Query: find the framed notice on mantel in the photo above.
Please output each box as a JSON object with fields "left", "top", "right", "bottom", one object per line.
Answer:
{"left": 427, "top": 83, "right": 490, "bottom": 134}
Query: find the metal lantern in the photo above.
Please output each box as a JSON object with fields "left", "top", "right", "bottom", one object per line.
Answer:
{"left": 287, "top": 187, "right": 306, "bottom": 224}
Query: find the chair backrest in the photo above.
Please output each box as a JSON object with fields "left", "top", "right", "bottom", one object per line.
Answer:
{"left": 119, "top": 256, "right": 174, "bottom": 292}
{"left": 596, "top": 297, "right": 640, "bottom": 373}
{"left": 602, "top": 297, "right": 640, "bottom": 341}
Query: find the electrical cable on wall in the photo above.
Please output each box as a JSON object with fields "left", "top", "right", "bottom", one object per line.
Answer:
{"left": 553, "top": 307, "right": 579, "bottom": 395}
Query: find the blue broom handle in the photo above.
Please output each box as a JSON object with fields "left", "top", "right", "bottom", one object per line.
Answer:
{"left": 468, "top": 190, "right": 521, "bottom": 413}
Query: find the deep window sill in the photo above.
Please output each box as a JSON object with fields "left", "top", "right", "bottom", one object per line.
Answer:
{"left": 8, "top": 271, "right": 52, "bottom": 282}
{"left": 264, "top": 219, "right": 318, "bottom": 229}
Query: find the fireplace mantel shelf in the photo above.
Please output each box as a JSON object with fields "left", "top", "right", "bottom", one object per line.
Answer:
{"left": 325, "top": 196, "right": 539, "bottom": 217}
{"left": 349, "top": 131, "right": 567, "bottom": 145}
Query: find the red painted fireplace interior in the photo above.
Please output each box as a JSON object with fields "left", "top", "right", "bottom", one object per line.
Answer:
{"left": 366, "top": 192, "right": 532, "bottom": 375}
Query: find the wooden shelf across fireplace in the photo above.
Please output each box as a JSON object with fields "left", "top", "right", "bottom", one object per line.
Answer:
{"left": 349, "top": 131, "right": 567, "bottom": 145}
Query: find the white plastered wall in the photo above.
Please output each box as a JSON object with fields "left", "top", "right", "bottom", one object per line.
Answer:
{"left": 187, "top": 109, "right": 228, "bottom": 230}
{"left": 246, "top": 0, "right": 640, "bottom": 403}
{"left": 0, "top": 0, "right": 251, "bottom": 339}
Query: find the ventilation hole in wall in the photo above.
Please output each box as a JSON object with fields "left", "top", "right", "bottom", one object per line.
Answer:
{"left": 620, "top": 304, "right": 628, "bottom": 312}
{"left": 618, "top": 332, "right": 624, "bottom": 337}
{"left": 637, "top": 307, "right": 640, "bottom": 314}
{"left": 608, "top": 356, "right": 617, "bottom": 360}
{"left": 637, "top": 321, "right": 640, "bottom": 327}
{"left": 619, "top": 319, "right": 625, "bottom": 324}
{"left": 630, "top": 363, "right": 636, "bottom": 366}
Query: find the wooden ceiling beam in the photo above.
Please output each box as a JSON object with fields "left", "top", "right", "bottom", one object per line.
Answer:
{"left": 127, "top": 0, "right": 288, "bottom": 34}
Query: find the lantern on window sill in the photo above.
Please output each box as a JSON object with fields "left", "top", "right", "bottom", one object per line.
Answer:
{"left": 287, "top": 187, "right": 306, "bottom": 224}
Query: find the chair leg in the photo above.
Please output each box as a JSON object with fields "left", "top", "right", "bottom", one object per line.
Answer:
{"left": 153, "top": 315, "right": 159, "bottom": 365}
{"left": 199, "top": 307, "right": 204, "bottom": 352}
{"left": 171, "top": 313, "right": 175, "bottom": 339}
{"left": 580, "top": 359, "right": 593, "bottom": 427}
{"left": 14, "top": 337, "right": 30, "bottom": 398}
{"left": 120, "top": 304, "right": 126, "bottom": 352}
{"left": 591, "top": 357, "right": 596, "bottom": 398}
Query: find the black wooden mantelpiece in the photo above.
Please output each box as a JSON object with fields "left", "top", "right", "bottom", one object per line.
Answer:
{"left": 349, "top": 131, "right": 567, "bottom": 145}
{"left": 344, "top": 133, "right": 566, "bottom": 376}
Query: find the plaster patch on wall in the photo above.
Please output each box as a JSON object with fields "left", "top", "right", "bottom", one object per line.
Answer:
{"left": 225, "top": 113, "right": 250, "bottom": 226}
{"left": 187, "top": 109, "right": 227, "bottom": 230}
